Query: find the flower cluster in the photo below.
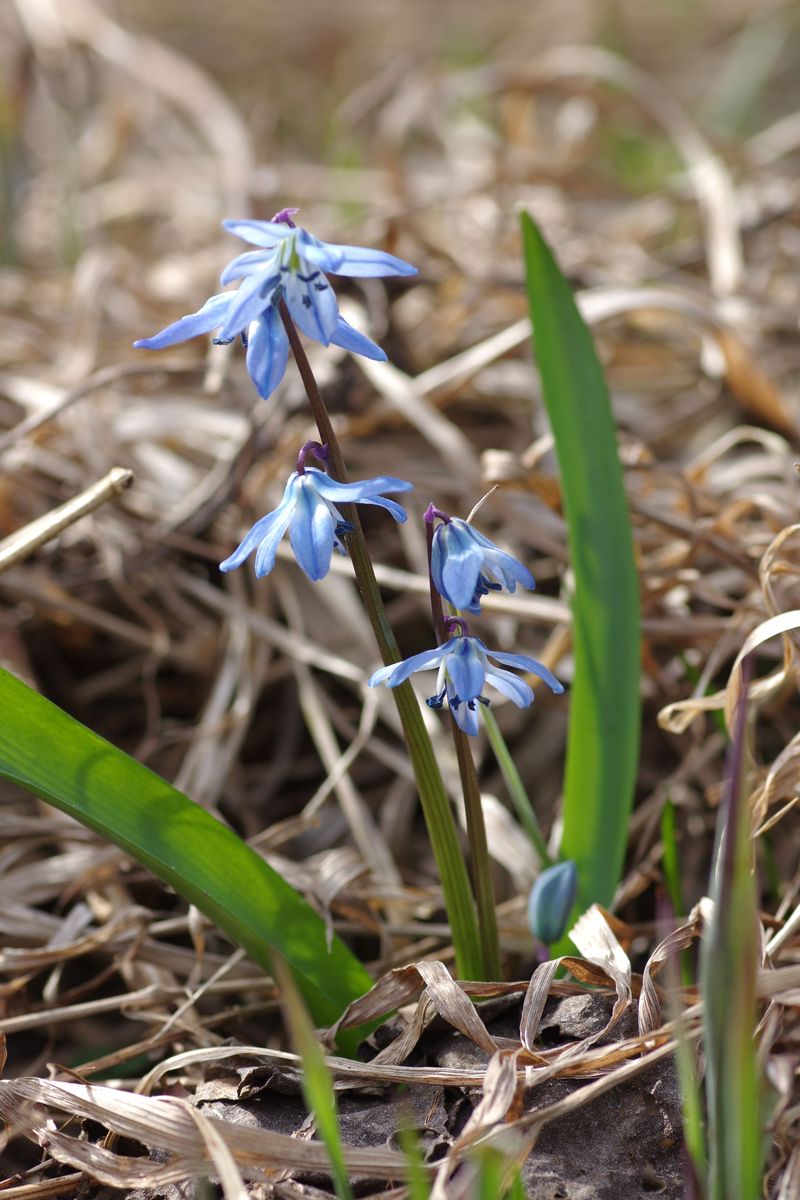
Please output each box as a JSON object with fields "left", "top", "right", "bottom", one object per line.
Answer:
{"left": 135, "top": 210, "right": 562, "bottom": 738}
{"left": 369, "top": 505, "right": 560, "bottom": 734}
{"left": 135, "top": 210, "right": 416, "bottom": 401}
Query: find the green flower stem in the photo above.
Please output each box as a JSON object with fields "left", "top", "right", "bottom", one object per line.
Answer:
{"left": 425, "top": 519, "right": 501, "bottom": 980}
{"left": 450, "top": 721, "right": 501, "bottom": 979}
{"left": 481, "top": 705, "right": 552, "bottom": 868}
{"left": 279, "top": 302, "right": 482, "bottom": 980}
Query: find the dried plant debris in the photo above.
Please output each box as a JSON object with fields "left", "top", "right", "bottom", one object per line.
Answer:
{"left": 2, "top": 0, "right": 800, "bottom": 1196}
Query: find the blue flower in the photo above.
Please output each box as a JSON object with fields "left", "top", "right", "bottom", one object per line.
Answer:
{"left": 134, "top": 212, "right": 417, "bottom": 401}
{"left": 220, "top": 466, "right": 413, "bottom": 582}
{"left": 369, "top": 633, "right": 563, "bottom": 736}
{"left": 430, "top": 515, "right": 536, "bottom": 614}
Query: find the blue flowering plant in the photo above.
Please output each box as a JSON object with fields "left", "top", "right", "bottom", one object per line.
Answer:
{"left": 133, "top": 206, "right": 565, "bottom": 983}
{"left": 221, "top": 441, "right": 413, "bottom": 582}
{"left": 370, "top": 616, "right": 563, "bottom": 736}
{"left": 135, "top": 208, "right": 416, "bottom": 400}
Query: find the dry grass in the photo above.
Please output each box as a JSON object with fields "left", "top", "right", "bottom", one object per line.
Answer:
{"left": 1, "top": 0, "right": 799, "bottom": 1195}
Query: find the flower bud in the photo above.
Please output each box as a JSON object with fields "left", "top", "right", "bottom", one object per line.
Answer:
{"left": 527, "top": 860, "right": 578, "bottom": 945}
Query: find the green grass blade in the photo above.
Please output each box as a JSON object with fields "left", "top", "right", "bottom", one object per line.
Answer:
{"left": 521, "top": 212, "right": 641, "bottom": 929}
{"left": 397, "top": 1124, "right": 432, "bottom": 1200}
{"left": 481, "top": 704, "right": 551, "bottom": 867}
{"left": 701, "top": 659, "right": 762, "bottom": 1200}
{"left": 0, "top": 667, "right": 372, "bottom": 1047}
{"left": 273, "top": 956, "right": 354, "bottom": 1200}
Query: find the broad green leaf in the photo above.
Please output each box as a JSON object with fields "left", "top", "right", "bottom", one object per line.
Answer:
{"left": 521, "top": 213, "right": 641, "bottom": 930}
{"left": 0, "top": 667, "right": 372, "bottom": 1050}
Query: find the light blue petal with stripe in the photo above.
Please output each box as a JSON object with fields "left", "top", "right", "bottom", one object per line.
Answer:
{"left": 431, "top": 521, "right": 484, "bottom": 611}
{"left": 288, "top": 480, "right": 337, "bottom": 581}
{"left": 220, "top": 249, "right": 277, "bottom": 285}
{"left": 223, "top": 219, "right": 295, "bottom": 247}
{"left": 308, "top": 470, "right": 412, "bottom": 521}
{"left": 368, "top": 643, "right": 451, "bottom": 689}
{"left": 444, "top": 638, "right": 486, "bottom": 703}
{"left": 479, "top": 642, "right": 564, "bottom": 694}
{"left": 283, "top": 268, "right": 339, "bottom": 344}
{"left": 483, "top": 668, "right": 534, "bottom": 707}
{"left": 245, "top": 309, "right": 289, "bottom": 400}
{"left": 134, "top": 292, "right": 232, "bottom": 350}
{"left": 330, "top": 316, "right": 387, "bottom": 361}
{"left": 298, "top": 231, "right": 417, "bottom": 278}
{"left": 218, "top": 271, "right": 278, "bottom": 340}
{"left": 219, "top": 475, "right": 299, "bottom": 575}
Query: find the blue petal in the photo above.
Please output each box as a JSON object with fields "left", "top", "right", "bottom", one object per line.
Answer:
{"left": 444, "top": 638, "right": 486, "bottom": 704}
{"left": 479, "top": 643, "right": 564, "bottom": 694}
{"left": 309, "top": 470, "right": 413, "bottom": 522}
{"left": 134, "top": 292, "right": 232, "bottom": 350}
{"left": 483, "top": 668, "right": 534, "bottom": 708}
{"left": 368, "top": 663, "right": 400, "bottom": 687}
{"left": 449, "top": 690, "right": 481, "bottom": 736}
{"left": 482, "top": 554, "right": 536, "bottom": 594}
{"left": 288, "top": 480, "right": 337, "bottom": 581}
{"left": 465, "top": 526, "right": 536, "bottom": 591}
{"left": 220, "top": 249, "right": 276, "bottom": 285}
{"left": 369, "top": 642, "right": 453, "bottom": 688}
{"left": 219, "top": 475, "right": 298, "bottom": 575}
{"left": 329, "top": 315, "right": 387, "bottom": 361}
{"left": 309, "top": 471, "right": 413, "bottom": 500}
{"left": 223, "top": 219, "right": 295, "bottom": 247}
{"left": 431, "top": 522, "right": 484, "bottom": 611}
{"left": 283, "top": 266, "right": 339, "bottom": 345}
{"left": 299, "top": 233, "right": 417, "bottom": 278}
{"left": 218, "top": 271, "right": 279, "bottom": 340}
{"left": 246, "top": 309, "right": 289, "bottom": 400}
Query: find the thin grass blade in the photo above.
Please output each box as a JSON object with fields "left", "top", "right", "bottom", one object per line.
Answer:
{"left": 701, "top": 656, "right": 763, "bottom": 1200}
{"left": 520, "top": 212, "right": 641, "bottom": 932}
{"left": 273, "top": 955, "right": 354, "bottom": 1200}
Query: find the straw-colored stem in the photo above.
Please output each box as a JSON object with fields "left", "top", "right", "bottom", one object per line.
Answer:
{"left": 279, "top": 302, "right": 482, "bottom": 980}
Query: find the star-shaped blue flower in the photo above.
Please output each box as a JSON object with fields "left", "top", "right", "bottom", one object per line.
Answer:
{"left": 429, "top": 513, "right": 536, "bottom": 614}
{"left": 369, "top": 633, "right": 563, "bottom": 736}
{"left": 134, "top": 211, "right": 417, "bottom": 401}
{"left": 220, "top": 464, "right": 413, "bottom": 582}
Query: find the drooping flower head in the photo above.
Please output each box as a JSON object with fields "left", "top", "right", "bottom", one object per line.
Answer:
{"left": 425, "top": 505, "right": 536, "bottom": 614}
{"left": 369, "top": 618, "right": 563, "bottom": 736}
{"left": 220, "top": 443, "right": 413, "bottom": 582}
{"left": 135, "top": 210, "right": 417, "bottom": 401}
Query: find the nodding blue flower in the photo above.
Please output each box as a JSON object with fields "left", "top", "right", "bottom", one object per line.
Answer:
{"left": 527, "top": 861, "right": 578, "bottom": 945}
{"left": 220, "top": 450, "right": 413, "bottom": 582}
{"left": 134, "top": 210, "right": 417, "bottom": 401}
{"left": 427, "top": 508, "right": 536, "bottom": 614}
{"left": 369, "top": 630, "right": 563, "bottom": 736}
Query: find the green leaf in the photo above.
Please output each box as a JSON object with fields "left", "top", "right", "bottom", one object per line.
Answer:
{"left": 702, "top": 659, "right": 763, "bottom": 1200}
{"left": 273, "top": 955, "right": 354, "bottom": 1200}
{"left": 521, "top": 213, "right": 641, "bottom": 930}
{"left": 0, "top": 667, "right": 372, "bottom": 1049}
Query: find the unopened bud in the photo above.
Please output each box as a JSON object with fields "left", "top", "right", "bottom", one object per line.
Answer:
{"left": 527, "top": 860, "right": 578, "bottom": 945}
